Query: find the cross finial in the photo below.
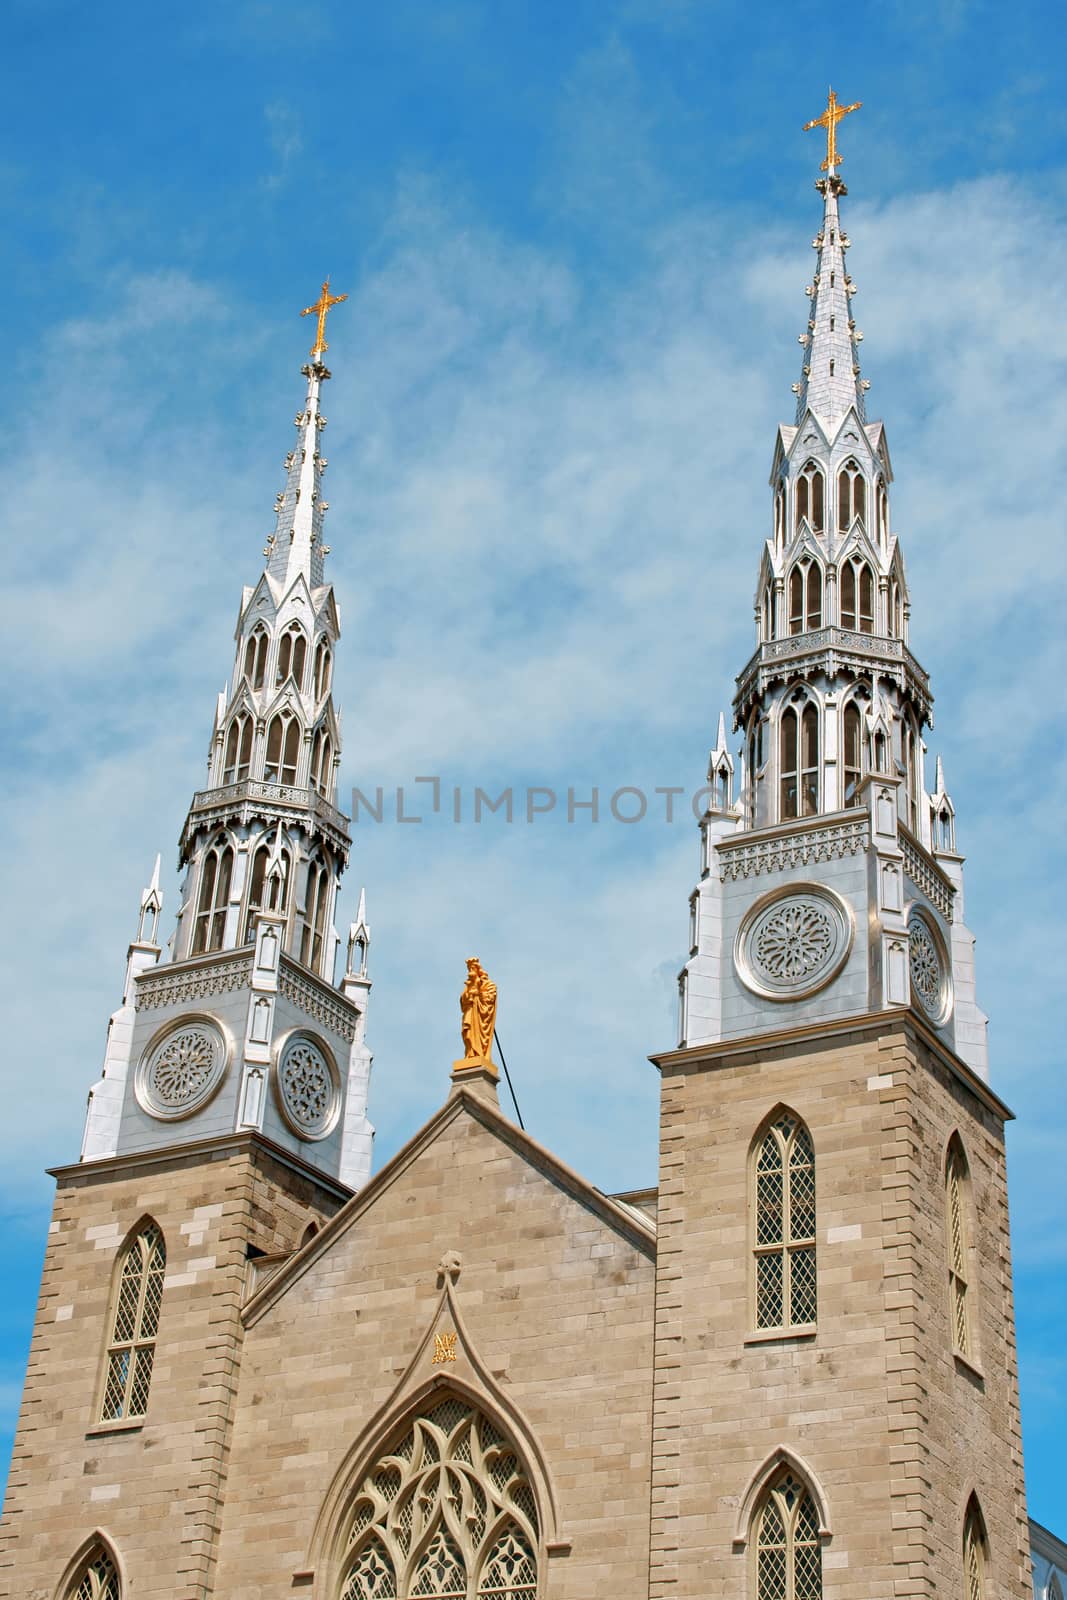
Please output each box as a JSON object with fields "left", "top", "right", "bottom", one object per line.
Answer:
{"left": 803, "top": 87, "right": 862, "bottom": 173}
{"left": 300, "top": 277, "right": 348, "bottom": 357}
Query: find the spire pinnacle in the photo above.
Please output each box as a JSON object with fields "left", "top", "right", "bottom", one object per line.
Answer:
{"left": 300, "top": 277, "right": 348, "bottom": 359}
{"left": 803, "top": 87, "right": 862, "bottom": 174}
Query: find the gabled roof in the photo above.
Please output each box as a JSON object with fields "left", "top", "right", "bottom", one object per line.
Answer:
{"left": 242, "top": 1087, "right": 657, "bottom": 1327}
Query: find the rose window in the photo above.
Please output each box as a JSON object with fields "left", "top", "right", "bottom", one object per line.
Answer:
{"left": 137, "top": 1018, "right": 227, "bottom": 1119}
{"left": 277, "top": 1035, "right": 338, "bottom": 1138}
{"left": 736, "top": 886, "right": 852, "bottom": 1001}
{"left": 908, "top": 911, "right": 951, "bottom": 1024}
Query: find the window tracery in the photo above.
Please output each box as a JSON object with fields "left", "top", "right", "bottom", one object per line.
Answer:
{"left": 779, "top": 702, "right": 819, "bottom": 821}
{"left": 222, "top": 714, "right": 254, "bottom": 784}
{"left": 301, "top": 856, "right": 332, "bottom": 971}
{"left": 277, "top": 625, "right": 308, "bottom": 688}
{"left": 311, "top": 726, "right": 334, "bottom": 797}
{"left": 946, "top": 1139, "right": 973, "bottom": 1359}
{"left": 314, "top": 635, "right": 333, "bottom": 701}
{"left": 245, "top": 840, "right": 291, "bottom": 940}
{"left": 842, "top": 702, "right": 863, "bottom": 807}
{"left": 795, "top": 461, "right": 824, "bottom": 533}
{"left": 244, "top": 626, "right": 269, "bottom": 691}
{"left": 752, "top": 1112, "right": 817, "bottom": 1330}
{"left": 963, "top": 1498, "right": 987, "bottom": 1600}
{"left": 839, "top": 559, "right": 874, "bottom": 633}
{"left": 69, "top": 1548, "right": 121, "bottom": 1600}
{"left": 265, "top": 714, "right": 301, "bottom": 786}
{"left": 754, "top": 1468, "right": 822, "bottom": 1599}
{"left": 192, "top": 839, "right": 233, "bottom": 954}
{"left": 787, "top": 563, "right": 822, "bottom": 636}
{"left": 339, "top": 1397, "right": 538, "bottom": 1600}
{"left": 837, "top": 459, "right": 866, "bottom": 530}
{"left": 100, "top": 1223, "right": 165, "bottom": 1423}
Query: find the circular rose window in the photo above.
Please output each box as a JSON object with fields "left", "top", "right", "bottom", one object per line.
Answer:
{"left": 908, "top": 909, "right": 953, "bottom": 1027}
{"left": 274, "top": 1032, "right": 340, "bottom": 1140}
{"left": 735, "top": 884, "right": 854, "bottom": 1002}
{"left": 136, "top": 1016, "right": 229, "bottom": 1120}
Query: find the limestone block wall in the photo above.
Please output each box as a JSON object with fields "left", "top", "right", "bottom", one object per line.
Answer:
{"left": 210, "top": 1097, "right": 655, "bottom": 1600}
{"left": 0, "top": 1136, "right": 346, "bottom": 1600}
{"left": 648, "top": 1012, "right": 1030, "bottom": 1600}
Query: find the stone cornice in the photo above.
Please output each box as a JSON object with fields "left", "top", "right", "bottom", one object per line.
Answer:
{"left": 649, "top": 1007, "right": 1014, "bottom": 1124}
{"left": 48, "top": 1129, "right": 354, "bottom": 1203}
{"left": 733, "top": 626, "right": 933, "bottom": 723}
{"left": 180, "top": 777, "right": 351, "bottom": 864}
{"left": 716, "top": 809, "right": 868, "bottom": 882}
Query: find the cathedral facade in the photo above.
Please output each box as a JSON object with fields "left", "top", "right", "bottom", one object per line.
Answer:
{"left": 1, "top": 121, "right": 1057, "bottom": 1600}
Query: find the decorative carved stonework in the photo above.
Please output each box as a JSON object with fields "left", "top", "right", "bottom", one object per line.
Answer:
{"left": 735, "top": 884, "right": 853, "bottom": 1002}
{"left": 135, "top": 1015, "right": 229, "bottom": 1120}
{"left": 137, "top": 956, "right": 254, "bottom": 1011}
{"left": 274, "top": 1031, "right": 340, "bottom": 1140}
{"left": 901, "top": 832, "right": 955, "bottom": 922}
{"left": 279, "top": 965, "right": 358, "bottom": 1043}
{"left": 719, "top": 816, "right": 868, "bottom": 883}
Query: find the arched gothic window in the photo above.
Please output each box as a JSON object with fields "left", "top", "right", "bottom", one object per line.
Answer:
{"left": 314, "top": 635, "right": 333, "bottom": 701}
{"left": 265, "top": 714, "right": 301, "bottom": 786}
{"left": 222, "top": 715, "right": 254, "bottom": 785}
{"left": 67, "top": 1547, "right": 121, "bottom": 1600}
{"left": 100, "top": 1222, "right": 165, "bottom": 1423}
{"left": 761, "top": 584, "right": 774, "bottom": 643}
{"left": 839, "top": 559, "right": 874, "bottom": 633}
{"left": 877, "top": 480, "right": 889, "bottom": 542}
{"left": 934, "top": 804, "right": 955, "bottom": 853}
{"left": 301, "top": 856, "right": 332, "bottom": 971}
{"left": 311, "top": 726, "right": 334, "bottom": 798}
{"left": 837, "top": 459, "right": 866, "bottom": 530}
{"left": 753, "top": 1112, "right": 817, "bottom": 1330}
{"left": 946, "top": 1138, "right": 974, "bottom": 1359}
{"left": 277, "top": 625, "right": 308, "bottom": 688}
{"left": 244, "top": 627, "right": 269, "bottom": 691}
{"left": 779, "top": 702, "right": 819, "bottom": 821}
{"left": 1047, "top": 1574, "right": 1063, "bottom": 1600}
{"left": 963, "top": 1497, "right": 988, "bottom": 1600}
{"left": 900, "top": 716, "right": 921, "bottom": 835}
{"left": 787, "top": 562, "right": 822, "bottom": 636}
{"left": 746, "top": 715, "right": 764, "bottom": 827}
{"left": 244, "top": 840, "right": 290, "bottom": 941}
{"left": 774, "top": 482, "right": 786, "bottom": 545}
{"left": 842, "top": 702, "right": 863, "bottom": 808}
{"left": 795, "top": 461, "right": 824, "bottom": 533}
{"left": 192, "top": 839, "right": 233, "bottom": 955}
{"left": 338, "top": 1396, "right": 538, "bottom": 1600}
{"left": 754, "top": 1468, "right": 822, "bottom": 1600}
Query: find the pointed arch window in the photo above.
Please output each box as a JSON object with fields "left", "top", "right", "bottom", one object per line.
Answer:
{"left": 752, "top": 1111, "right": 817, "bottom": 1330}
{"left": 779, "top": 702, "right": 819, "bottom": 821}
{"left": 842, "top": 702, "right": 863, "bottom": 808}
{"left": 788, "top": 562, "right": 822, "bottom": 636}
{"left": 277, "top": 625, "right": 308, "bottom": 688}
{"left": 1047, "top": 1574, "right": 1063, "bottom": 1600}
{"left": 746, "top": 714, "right": 764, "bottom": 827}
{"left": 761, "top": 584, "right": 774, "bottom": 642}
{"left": 265, "top": 714, "right": 302, "bottom": 787}
{"left": 301, "top": 856, "right": 332, "bottom": 972}
{"left": 100, "top": 1222, "right": 165, "bottom": 1423}
{"left": 963, "top": 1497, "right": 988, "bottom": 1600}
{"left": 839, "top": 559, "right": 874, "bottom": 634}
{"left": 244, "top": 839, "right": 291, "bottom": 941}
{"left": 338, "top": 1396, "right": 538, "bottom": 1600}
{"left": 946, "top": 1138, "right": 974, "bottom": 1359}
{"left": 901, "top": 716, "right": 921, "bottom": 835}
{"left": 774, "top": 482, "right": 787, "bottom": 545}
{"left": 67, "top": 1548, "right": 121, "bottom": 1600}
{"left": 877, "top": 481, "right": 889, "bottom": 543}
{"left": 244, "top": 627, "right": 269, "bottom": 691}
{"left": 191, "top": 839, "right": 233, "bottom": 954}
{"left": 837, "top": 459, "right": 866, "bottom": 530}
{"left": 222, "top": 715, "right": 254, "bottom": 785}
{"left": 314, "top": 635, "right": 333, "bottom": 701}
{"left": 795, "top": 461, "right": 824, "bottom": 533}
{"left": 754, "top": 1469, "right": 822, "bottom": 1600}
{"left": 311, "top": 726, "right": 334, "bottom": 798}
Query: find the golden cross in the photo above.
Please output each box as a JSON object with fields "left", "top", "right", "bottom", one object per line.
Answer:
{"left": 803, "top": 88, "right": 862, "bottom": 172}
{"left": 300, "top": 277, "right": 348, "bottom": 357}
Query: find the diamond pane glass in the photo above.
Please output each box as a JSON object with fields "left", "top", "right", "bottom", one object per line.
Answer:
{"left": 790, "top": 1246, "right": 818, "bottom": 1325}
{"left": 756, "top": 1480, "right": 823, "bottom": 1600}
{"left": 478, "top": 1524, "right": 537, "bottom": 1598}
{"left": 72, "top": 1551, "right": 120, "bottom": 1600}
{"left": 757, "top": 1169, "right": 784, "bottom": 1247}
{"left": 753, "top": 1115, "right": 818, "bottom": 1330}
{"left": 953, "top": 1279, "right": 969, "bottom": 1355}
{"left": 127, "top": 1345, "right": 155, "bottom": 1418}
{"left": 411, "top": 1528, "right": 466, "bottom": 1596}
{"left": 100, "top": 1223, "right": 166, "bottom": 1421}
{"left": 343, "top": 1534, "right": 397, "bottom": 1599}
{"left": 756, "top": 1252, "right": 784, "bottom": 1329}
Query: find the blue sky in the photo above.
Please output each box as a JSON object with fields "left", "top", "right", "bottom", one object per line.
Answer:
{"left": 2, "top": 0, "right": 1065, "bottom": 1538}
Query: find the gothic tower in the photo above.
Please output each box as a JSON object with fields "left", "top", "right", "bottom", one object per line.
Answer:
{"left": 0, "top": 301, "right": 373, "bottom": 1596}
{"left": 650, "top": 109, "right": 1031, "bottom": 1597}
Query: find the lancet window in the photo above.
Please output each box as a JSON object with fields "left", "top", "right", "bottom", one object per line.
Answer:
{"left": 244, "top": 839, "right": 291, "bottom": 941}
{"left": 761, "top": 584, "right": 774, "bottom": 642}
{"left": 222, "top": 715, "right": 254, "bottom": 785}
{"left": 900, "top": 716, "right": 921, "bottom": 835}
{"left": 338, "top": 1395, "right": 539, "bottom": 1600}
{"left": 244, "top": 626, "right": 269, "bottom": 691}
{"left": 877, "top": 481, "right": 889, "bottom": 543}
{"left": 842, "top": 702, "right": 864, "bottom": 807}
{"left": 795, "top": 461, "right": 824, "bottom": 533}
{"left": 752, "top": 1111, "right": 817, "bottom": 1330}
{"left": 946, "top": 1138, "right": 973, "bottom": 1359}
{"left": 787, "top": 562, "right": 822, "bottom": 635}
{"left": 934, "top": 804, "right": 954, "bottom": 852}
{"left": 779, "top": 702, "right": 819, "bottom": 821}
{"left": 191, "top": 838, "right": 233, "bottom": 954}
{"left": 301, "top": 856, "right": 332, "bottom": 971}
{"left": 774, "top": 482, "right": 786, "bottom": 545}
{"left": 888, "top": 579, "right": 902, "bottom": 638}
{"left": 311, "top": 726, "right": 334, "bottom": 798}
{"left": 67, "top": 1548, "right": 121, "bottom": 1600}
{"left": 753, "top": 1468, "right": 822, "bottom": 1600}
{"left": 265, "top": 714, "right": 302, "bottom": 787}
{"left": 100, "top": 1222, "right": 165, "bottom": 1423}
{"left": 837, "top": 460, "right": 866, "bottom": 530}
{"left": 314, "top": 635, "right": 333, "bottom": 701}
{"left": 747, "top": 714, "right": 765, "bottom": 827}
{"left": 277, "top": 625, "right": 308, "bottom": 688}
{"left": 839, "top": 559, "right": 874, "bottom": 634}
{"left": 963, "top": 1498, "right": 988, "bottom": 1600}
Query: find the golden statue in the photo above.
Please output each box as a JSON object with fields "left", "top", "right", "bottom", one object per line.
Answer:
{"left": 301, "top": 277, "right": 348, "bottom": 357}
{"left": 803, "top": 87, "right": 862, "bottom": 173}
{"left": 458, "top": 957, "right": 498, "bottom": 1068}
